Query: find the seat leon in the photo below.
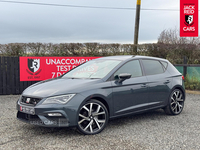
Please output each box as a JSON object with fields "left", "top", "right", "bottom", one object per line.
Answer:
{"left": 16, "top": 55, "right": 185, "bottom": 135}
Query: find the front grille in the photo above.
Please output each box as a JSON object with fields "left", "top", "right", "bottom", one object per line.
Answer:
{"left": 20, "top": 96, "right": 42, "bottom": 106}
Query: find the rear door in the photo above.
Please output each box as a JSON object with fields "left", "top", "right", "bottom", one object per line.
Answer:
{"left": 141, "top": 59, "right": 172, "bottom": 108}
{"left": 111, "top": 60, "right": 149, "bottom": 116}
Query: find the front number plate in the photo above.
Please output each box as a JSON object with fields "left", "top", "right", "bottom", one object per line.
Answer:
{"left": 20, "top": 106, "right": 35, "bottom": 115}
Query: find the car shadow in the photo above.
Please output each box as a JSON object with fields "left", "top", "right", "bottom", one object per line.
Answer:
{"left": 19, "top": 109, "right": 167, "bottom": 137}
{"left": 107, "top": 109, "right": 166, "bottom": 127}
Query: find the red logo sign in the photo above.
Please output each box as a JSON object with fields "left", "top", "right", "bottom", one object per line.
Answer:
{"left": 20, "top": 57, "right": 99, "bottom": 81}
{"left": 180, "top": 0, "right": 198, "bottom": 37}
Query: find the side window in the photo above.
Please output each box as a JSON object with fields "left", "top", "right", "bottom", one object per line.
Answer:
{"left": 114, "top": 60, "right": 142, "bottom": 79}
{"left": 142, "top": 59, "right": 164, "bottom": 75}
{"left": 160, "top": 61, "right": 168, "bottom": 70}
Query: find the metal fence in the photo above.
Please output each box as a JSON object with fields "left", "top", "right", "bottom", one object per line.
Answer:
{"left": 0, "top": 56, "right": 37, "bottom": 95}
{"left": 174, "top": 56, "right": 200, "bottom": 81}
{"left": 175, "top": 65, "right": 200, "bottom": 81}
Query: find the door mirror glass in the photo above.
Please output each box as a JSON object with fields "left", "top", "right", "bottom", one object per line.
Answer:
{"left": 118, "top": 73, "right": 131, "bottom": 83}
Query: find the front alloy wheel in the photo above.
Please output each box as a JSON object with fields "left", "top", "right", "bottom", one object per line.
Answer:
{"left": 77, "top": 100, "right": 108, "bottom": 135}
{"left": 164, "top": 89, "right": 184, "bottom": 115}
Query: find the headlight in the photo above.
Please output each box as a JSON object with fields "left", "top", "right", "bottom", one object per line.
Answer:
{"left": 19, "top": 95, "right": 22, "bottom": 102}
{"left": 42, "top": 94, "right": 76, "bottom": 104}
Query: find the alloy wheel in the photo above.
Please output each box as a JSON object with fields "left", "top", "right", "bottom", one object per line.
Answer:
{"left": 170, "top": 89, "right": 184, "bottom": 114}
{"left": 78, "top": 100, "right": 108, "bottom": 134}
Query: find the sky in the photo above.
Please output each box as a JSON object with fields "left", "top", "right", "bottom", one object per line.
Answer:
{"left": 0, "top": 0, "right": 198, "bottom": 44}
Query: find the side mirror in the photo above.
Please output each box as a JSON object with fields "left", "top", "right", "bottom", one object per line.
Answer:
{"left": 118, "top": 73, "right": 131, "bottom": 83}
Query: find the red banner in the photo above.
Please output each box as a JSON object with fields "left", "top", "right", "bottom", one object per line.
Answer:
{"left": 20, "top": 57, "right": 99, "bottom": 81}
{"left": 180, "top": 0, "right": 199, "bottom": 37}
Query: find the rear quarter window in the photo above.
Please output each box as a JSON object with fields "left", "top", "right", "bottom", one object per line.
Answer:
{"left": 142, "top": 59, "right": 164, "bottom": 75}
{"left": 160, "top": 61, "right": 168, "bottom": 70}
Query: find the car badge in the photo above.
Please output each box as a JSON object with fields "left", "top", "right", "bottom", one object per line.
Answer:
{"left": 26, "top": 98, "right": 31, "bottom": 104}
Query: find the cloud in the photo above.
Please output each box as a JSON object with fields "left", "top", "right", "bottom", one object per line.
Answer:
{"left": 0, "top": 0, "right": 186, "bottom": 44}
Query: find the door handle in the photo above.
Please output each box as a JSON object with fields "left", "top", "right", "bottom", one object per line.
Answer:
{"left": 164, "top": 80, "right": 170, "bottom": 84}
{"left": 141, "top": 84, "right": 147, "bottom": 88}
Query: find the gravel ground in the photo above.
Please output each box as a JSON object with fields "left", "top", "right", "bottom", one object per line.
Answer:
{"left": 0, "top": 94, "right": 200, "bottom": 150}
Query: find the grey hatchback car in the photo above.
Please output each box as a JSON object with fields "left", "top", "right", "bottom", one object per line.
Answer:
{"left": 17, "top": 55, "right": 185, "bottom": 135}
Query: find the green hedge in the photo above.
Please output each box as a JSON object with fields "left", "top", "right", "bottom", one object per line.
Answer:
{"left": 1, "top": 42, "right": 200, "bottom": 64}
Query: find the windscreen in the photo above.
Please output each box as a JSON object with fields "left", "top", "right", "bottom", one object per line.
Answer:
{"left": 63, "top": 59, "right": 121, "bottom": 79}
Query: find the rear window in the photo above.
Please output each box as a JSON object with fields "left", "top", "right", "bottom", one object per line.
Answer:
{"left": 142, "top": 59, "right": 164, "bottom": 75}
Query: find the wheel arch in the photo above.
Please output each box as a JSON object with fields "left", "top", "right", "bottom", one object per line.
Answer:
{"left": 163, "top": 85, "right": 185, "bottom": 107}
{"left": 87, "top": 97, "right": 110, "bottom": 115}
{"left": 170, "top": 85, "right": 186, "bottom": 100}
{"left": 78, "top": 94, "right": 111, "bottom": 118}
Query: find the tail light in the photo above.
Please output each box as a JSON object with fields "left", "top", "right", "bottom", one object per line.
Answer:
{"left": 182, "top": 76, "right": 184, "bottom": 80}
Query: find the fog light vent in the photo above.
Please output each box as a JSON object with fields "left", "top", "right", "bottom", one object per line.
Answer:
{"left": 48, "top": 113, "right": 62, "bottom": 116}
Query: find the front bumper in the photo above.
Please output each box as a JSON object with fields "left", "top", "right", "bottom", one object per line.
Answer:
{"left": 16, "top": 96, "right": 82, "bottom": 127}
{"left": 17, "top": 111, "right": 69, "bottom": 127}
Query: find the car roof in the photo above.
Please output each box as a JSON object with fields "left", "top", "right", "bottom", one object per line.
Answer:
{"left": 98, "top": 55, "right": 168, "bottom": 62}
{"left": 134, "top": 55, "right": 168, "bottom": 62}
{"left": 98, "top": 55, "right": 134, "bottom": 61}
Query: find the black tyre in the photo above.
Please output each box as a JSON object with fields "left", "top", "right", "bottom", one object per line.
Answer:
{"left": 77, "top": 99, "right": 108, "bottom": 135}
{"left": 164, "top": 89, "right": 184, "bottom": 115}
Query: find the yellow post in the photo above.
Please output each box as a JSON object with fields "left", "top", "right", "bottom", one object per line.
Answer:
{"left": 137, "top": 0, "right": 141, "bottom": 5}
{"left": 134, "top": 0, "right": 141, "bottom": 54}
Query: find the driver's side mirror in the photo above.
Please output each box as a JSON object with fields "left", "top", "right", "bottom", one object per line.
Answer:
{"left": 117, "top": 73, "right": 131, "bottom": 83}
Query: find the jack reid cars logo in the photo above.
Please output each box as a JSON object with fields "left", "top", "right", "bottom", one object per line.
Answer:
{"left": 28, "top": 59, "right": 40, "bottom": 73}
{"left": 180, "top": 0, "right": 198, "bottom": 37}
{"left": 185, "top": 15, "right": 194, "bottom": 25}
{"left": 26, "top": 59, "right": 42, "bottom": 75}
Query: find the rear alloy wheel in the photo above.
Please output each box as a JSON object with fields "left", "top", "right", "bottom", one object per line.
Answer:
{"left": 77, "top": 100, "right": 108, "bottom": 135}
{"left": 164, "top": 89, "right": 184, "bottom": 115}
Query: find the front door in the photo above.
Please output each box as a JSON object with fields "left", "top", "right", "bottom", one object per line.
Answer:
{"left": 111, "top": 60, "right": 149, "bottom": 116}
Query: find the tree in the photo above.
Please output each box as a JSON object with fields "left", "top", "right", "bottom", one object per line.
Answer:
{"left": 158, "top": 27, "right": 200, "bottom": 45}
{"left": 157, "top": 27, "right": 200, "bottom": 64}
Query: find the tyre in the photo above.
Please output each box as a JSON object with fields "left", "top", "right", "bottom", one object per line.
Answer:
{"left": 164, "top": 89, "right": 184, "bottom": 115}
{"left": 77, "top": 99, "right": 108, "bottom": 135}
